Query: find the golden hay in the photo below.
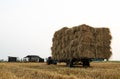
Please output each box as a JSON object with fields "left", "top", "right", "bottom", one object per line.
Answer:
{"left": 52, "top": 24, "right": 112, "bottom": 60}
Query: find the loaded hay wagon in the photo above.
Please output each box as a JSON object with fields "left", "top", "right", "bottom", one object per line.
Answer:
{"left": 48, "top": 24, "right": 112, "bottom": 67}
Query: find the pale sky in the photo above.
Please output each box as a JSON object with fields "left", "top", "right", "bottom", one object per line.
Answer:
{"left": 0, "top": 0, "right": 120, "bottom": 60}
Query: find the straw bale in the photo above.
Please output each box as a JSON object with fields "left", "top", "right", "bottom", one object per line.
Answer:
{"left": 96, "top": 46, "right": 112, "bottom": 58}
{"left": 51, "top": 24, "right": 112, "bottom": 60}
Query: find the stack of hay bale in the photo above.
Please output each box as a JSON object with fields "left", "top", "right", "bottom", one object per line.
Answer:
{"left": 51, "top": 24, "right": 112, "bottom": 60}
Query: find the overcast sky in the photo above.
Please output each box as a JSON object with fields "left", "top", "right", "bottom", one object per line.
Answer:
{"left": 0, "top": 0, "right": 120, "bottom": 60}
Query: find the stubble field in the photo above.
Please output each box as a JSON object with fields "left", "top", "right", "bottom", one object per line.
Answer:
{"left": 0, "top": 62, "right": 120, "bottom": 79}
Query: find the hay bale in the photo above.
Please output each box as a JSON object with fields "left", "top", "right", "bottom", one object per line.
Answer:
{"left": 51, "top": 24, "right": 112, "bottom": 60}
{"left": 95, "top": 28, "right": 112, "bottom": 42}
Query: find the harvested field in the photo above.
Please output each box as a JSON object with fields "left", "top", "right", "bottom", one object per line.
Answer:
{"left": 0, "top": 62, "right": 120, "bottom": 79}
{"left": 52, "top": 24, "right": 112, "bottom": 60}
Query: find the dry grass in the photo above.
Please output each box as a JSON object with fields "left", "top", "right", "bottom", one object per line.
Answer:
{"left": 0, "top": 62, "right": 120, "bottom": 79}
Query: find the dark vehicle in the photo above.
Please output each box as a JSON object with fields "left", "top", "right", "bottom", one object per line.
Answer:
{"left": 47, "top": 56, "right": 57, "bottom": 65}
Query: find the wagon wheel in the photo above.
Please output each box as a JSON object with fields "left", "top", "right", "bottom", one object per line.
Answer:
{"left": 66, "top": 59, "right": 73, "bottom": 67}
{"left": 82, "top": 59, "right": 90, "bottom": 67}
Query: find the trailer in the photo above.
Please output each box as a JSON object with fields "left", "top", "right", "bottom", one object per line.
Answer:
{"left": 47, "top": 57, "right": 107, "bottom": 67}
{"left": 47, "top": 58, "right": 90, "bottom": 67}
{"left": 49, "top": 24, "right": 112, "bottom": 67}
